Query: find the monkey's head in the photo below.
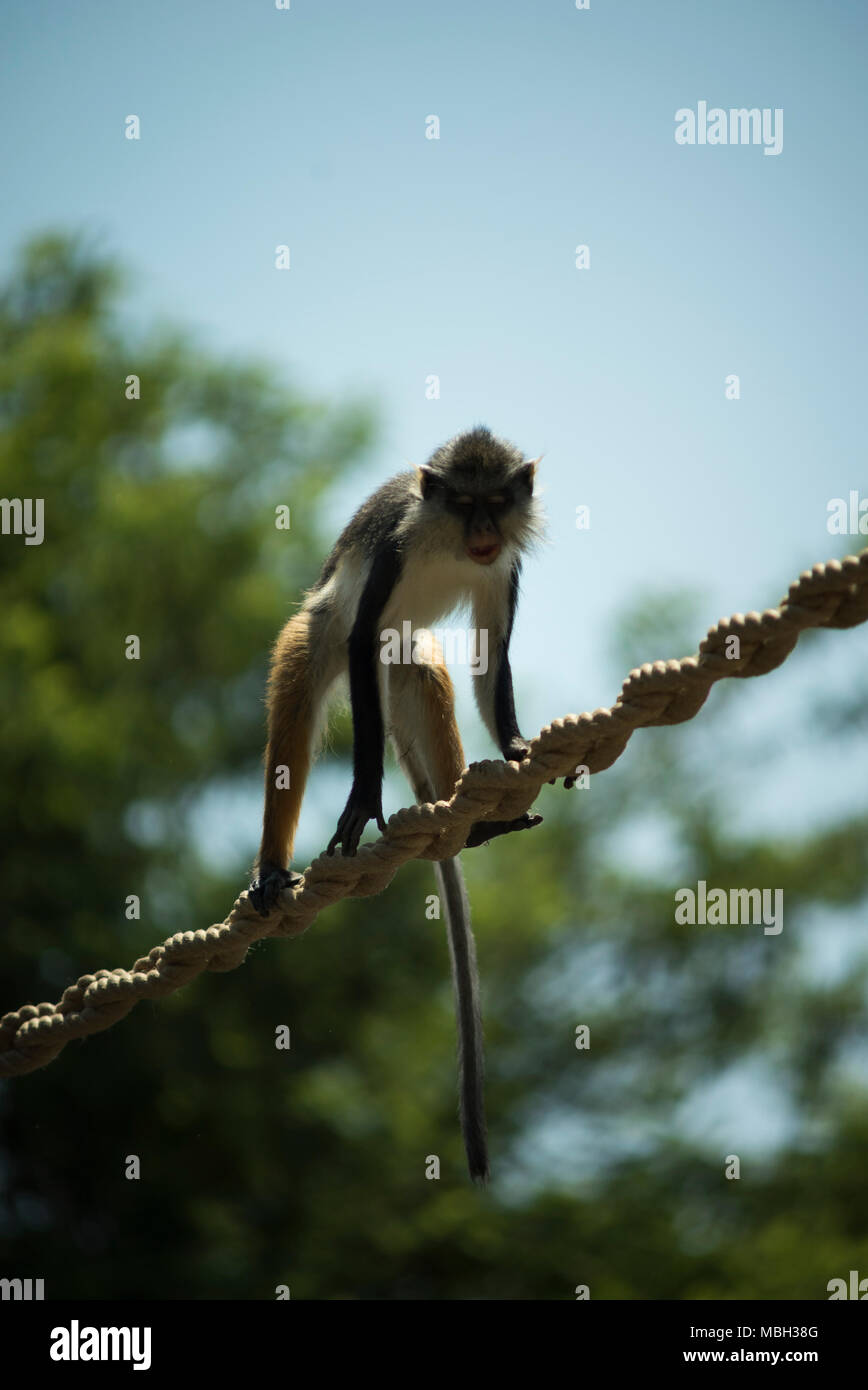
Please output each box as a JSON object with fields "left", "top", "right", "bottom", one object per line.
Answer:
{"left": 415, "top": 426, "right": 543, "bottom": 565}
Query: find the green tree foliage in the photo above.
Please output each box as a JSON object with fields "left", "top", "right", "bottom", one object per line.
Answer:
{"left": 1, "top": 237, "right": 867, "bottom": 1299}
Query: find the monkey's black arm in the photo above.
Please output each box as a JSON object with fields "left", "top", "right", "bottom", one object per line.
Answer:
{"left": 494, "top": 562, "right": 528, "bottom": 761}
{"left": 327, "top": 542, "right": 403, "bottom": 856}
{"left": 462, "top": 560, "right": 544, "bottom": 849}
{"left": 491, "top": 561, "right": 576, "bottom": 793}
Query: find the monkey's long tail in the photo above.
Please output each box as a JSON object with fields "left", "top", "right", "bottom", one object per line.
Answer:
{"left": 434, "top": 856, "right": 490, "bottom": 1183}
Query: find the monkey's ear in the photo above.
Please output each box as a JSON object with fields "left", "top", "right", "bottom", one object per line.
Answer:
{"left": 517, "top": 457, "right": 541, "bottom": 493}
{"left": 416, "top": 464, "right": 436, "bottom": 498}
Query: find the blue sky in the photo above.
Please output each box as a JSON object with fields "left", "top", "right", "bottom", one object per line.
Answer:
{"left": 2, "top": 0, "right": 866, "bottom": 831}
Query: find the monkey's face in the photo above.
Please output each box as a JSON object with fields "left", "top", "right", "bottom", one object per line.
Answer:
{"left": 417, "top": 460, "right": 540, "bottom": 564}
{"left": 451, "top": 491, "right": 508, "bottom": 565}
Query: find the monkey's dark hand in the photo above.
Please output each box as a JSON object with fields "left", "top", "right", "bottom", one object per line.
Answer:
{"left": 547, "top": 769, "right": 581, "bottom": 789}
{"left": 503, "top": 738, "right": 531, "bottom": 763}
{"left": 504, "top": 738, "right": 574, "bottom": 789}
{"left": 249, "top": 864, "right": 303, "bottom": 917}
{"left": 465, "top": 811, "right": 543, "bottom": 849}
{"left": 327, "top": 784, "right": 387, "bottom": 857}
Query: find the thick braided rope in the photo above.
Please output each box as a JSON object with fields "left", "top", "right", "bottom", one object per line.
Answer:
{"left": 2, "top": 549, "right": 866, "bottom": 1078}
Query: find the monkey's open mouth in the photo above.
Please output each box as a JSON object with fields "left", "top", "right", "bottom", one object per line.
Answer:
{"left": 467, "top": 541, "right": 501, "bottom": 564}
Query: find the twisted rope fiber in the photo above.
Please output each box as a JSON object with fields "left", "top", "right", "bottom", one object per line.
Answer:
{"left": 2, "top": 549, "right": 867, "bottom": 1079}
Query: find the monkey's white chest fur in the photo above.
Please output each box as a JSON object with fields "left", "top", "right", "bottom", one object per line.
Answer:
{"left": 383, "top": 551, "right": 496, "bottom": 630}
{"left": 330, "top": 549, "right": 504, "bottom": 634}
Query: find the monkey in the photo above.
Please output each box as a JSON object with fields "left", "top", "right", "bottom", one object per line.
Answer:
{"left": 250, "top": 425, "right": 567, "bottom": 1181}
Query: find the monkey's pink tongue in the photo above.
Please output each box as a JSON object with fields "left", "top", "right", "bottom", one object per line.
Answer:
{"left": 468, "top": 541, "right": 500, "bottom": 563}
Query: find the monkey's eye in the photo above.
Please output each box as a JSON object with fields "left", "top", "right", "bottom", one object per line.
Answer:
{"left": 454, "top": 495, "right": 474, "bottom": 507}
{"left": 487, "top": 494, "right": 506, "bottom": 505}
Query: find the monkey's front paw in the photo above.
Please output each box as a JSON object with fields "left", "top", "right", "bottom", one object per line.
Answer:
{"left": 249, "top": 866, "right": 302, "bottom": 917}
{"left": 503, "top": 739, "right": 531, "bottom": 764}
{"left": 327, "top": 789, "right": 387, "bottom": 857}
{"left": 465, "top": 811, "right": 543, "bottom": 849}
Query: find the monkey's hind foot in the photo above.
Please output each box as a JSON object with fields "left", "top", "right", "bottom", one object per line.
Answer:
{"left": 249, "top": 866, "right": 303, "bottom": 917}
{"left": 464, "top": 812, "right": 542, "bottom": 849}
{"left": 326, "top": 788, "right": 387, "bottom": 858}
